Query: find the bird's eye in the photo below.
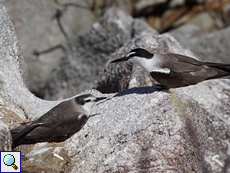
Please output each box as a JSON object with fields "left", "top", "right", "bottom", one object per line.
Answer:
{"left": 85, "top": 99, "right": 91, "bottom": 103}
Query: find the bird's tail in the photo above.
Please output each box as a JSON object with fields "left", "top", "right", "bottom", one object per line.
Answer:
{"left": 11, "top": 123, "right": 44, "bottom": 141}
{"left": 204, "top": 62, "right": 230, "bottom": 80}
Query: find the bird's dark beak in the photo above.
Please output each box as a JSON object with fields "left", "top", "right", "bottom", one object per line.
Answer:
{"left": 110, "top": 56, "right": 129, "bottom": 63}
{"left": 95, "top": 97, "right": 107, "bottom": 102}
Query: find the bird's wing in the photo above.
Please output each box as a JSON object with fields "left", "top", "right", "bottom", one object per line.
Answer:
{"left": 160, "top": 53, "right": 230, "bottom": 71}
{"left": 155, "top": 53, "right": 230, "bottom": 81}
{"left": 158, "top": 53, "right": 204, "bottom": 73}
{"left": 23, "top": 112, "right": 88, "bottom": 139}
{"left": 52, "top": 112, "right": 88, "bottom": 135}
{"left": 11, "top": 122, "right": 44, "bottom": 141}
{"left": 12, "top": 100, "right": 88, "bottom": 140}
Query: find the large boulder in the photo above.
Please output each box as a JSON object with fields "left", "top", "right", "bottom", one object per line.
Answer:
{"left": 170, "top": 24, "right": 230, "bottom": 63}
{"left": 96, "top": 26, "right": 230, "bottom": 172}
{"left": 42, "top": 7, "right": 158, "bottom": 100}
{"left": 0, "top": 4, "right": 77, "bottom": 171}
{"left": 0, "top": 4, "right": 63, "bottom": 121}
{"left": 62, "top": 89, "right": 209, "bottom": 172}
{"left": 1, "top": 0, "right": 133, "bottom": 94}
{"left": 169, "top": 27, "right": 230, "bottom": 172}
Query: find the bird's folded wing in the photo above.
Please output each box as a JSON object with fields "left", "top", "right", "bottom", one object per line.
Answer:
{"left": 11, "top": 122, "right": 44, "bottom": 141}
{"left": 160, "top": 53, "right": 205, "bottom": 73}
{"left": 52, "top": 112, "right": 88, "bottom": 135}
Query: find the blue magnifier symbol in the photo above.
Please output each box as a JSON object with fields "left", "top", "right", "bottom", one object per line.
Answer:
{"left": 3, "top": 154, "right": 18, "bottom": 170}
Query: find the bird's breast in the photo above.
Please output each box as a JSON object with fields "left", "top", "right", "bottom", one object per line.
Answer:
{"left": 137, "top": 56, "right": 170, "bottom": 74}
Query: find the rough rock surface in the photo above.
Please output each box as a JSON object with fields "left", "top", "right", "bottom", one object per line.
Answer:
{"left": 97, "top": 27, "right": 230, "bottom": 172}
{"left": 16, "top": 142, "right": 69, "bottom": 173}
{"left": 170, "top": 24, "right": 230, "bottom": 63}
{"left": 62, "top": 89, "right": 209, "bottom": 172}
{"left": 42, "top": 7, "right": 158, "bottom": 100}
{"left": 188, "top": 12, "right": 224, "bottom": 32}
{"left": 0, "top": 121, "right": 12, "bottom": 151}
{"left": 0, "top": 4, "right": 60, "bottom": 124}
{"left": 0, "top": 0, "right": 98, "bottom": 93}
{"left": 0, "top": 4, "right": 73, "bottom": 171}
{"left": 174, "top": 80, "right": 230, "bottom": 172}
{"left": 1, "top": 0, "right": 133, "bottom": 95}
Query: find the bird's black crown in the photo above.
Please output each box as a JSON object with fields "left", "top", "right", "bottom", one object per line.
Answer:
{"left": 75, "top": 94, "right": 93, "bottom": 105}
{"left": 129, "top": 48, "right": 153, "bottom": 59}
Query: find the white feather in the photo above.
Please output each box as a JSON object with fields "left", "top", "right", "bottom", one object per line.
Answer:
{"left": 129, "top": 55, "right": 170, "bottom": 74}
{"left": 126, "top": 52, "right": 136, "bottom": 57}
{"left": 81, "top": 100, "right": 96, "bottom": 116}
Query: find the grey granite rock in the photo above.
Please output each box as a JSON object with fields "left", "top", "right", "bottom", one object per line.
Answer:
{"left": 0, "top": 121, "right": 12, "bottom": 151}
{"left": 62, "top": 89, "right": 208, "bottom": 172}
{"left": 169, "top": 24, "right": 208, "bottom": 48}
{"left": 170, "top": 24, "right": 230, "bottom": 64}
{"left": 0, "top": 0, "right": 98, "bottom": 94}
{"left": 134, "top": 0, "right": 168, "bottom": 16}
{"left": 224, "top": 2, "right": 230, "bottom": 19}
{"left": 188, "top": 12, "right": 224, "bottom": 32}
{"left": 0, "top": 5, "right": 28, "bottom": 88}
{"left": 0, "top": 4, "right": 79, "bottom": 171}
{"left": 1, "top": 0, "right": 133, "bottom": 95}
{"left": 15, "top": 142, "right": 69, "bottom": 173}
{"left": 0, "top": 4, "right": 60, "bottom": 122}
{"left": 42, "top": 7, "right": 158, "bottom": 100}
{"left": 174, "top": 80, "right": 230, "bottom": 172}
{"left": 97, "top": 29, "right": 230, "bottom": 172}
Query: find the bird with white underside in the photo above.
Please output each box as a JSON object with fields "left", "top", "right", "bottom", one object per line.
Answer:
{"left": 111, "top": 48, "right": 230, "bottom": 89}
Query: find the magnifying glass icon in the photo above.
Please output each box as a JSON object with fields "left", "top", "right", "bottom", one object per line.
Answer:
{"left": 3, "top": 154, "right": 18, "bottom": 170}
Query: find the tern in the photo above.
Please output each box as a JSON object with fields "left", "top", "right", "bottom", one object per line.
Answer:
{"left": 11, "top": 94, "right": 106, "bottom": 145}
{"left": 111, "top": 48, "right": 230, "bottom": 88}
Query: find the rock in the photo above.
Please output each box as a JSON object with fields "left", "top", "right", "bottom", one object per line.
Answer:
{"left": 135, "top": 0, "right": 167, "bottom": 13}
{"left": 0, "top": 121, "right": 12, "bottom": 151}
{"left": 0, "top": 3, "right": 68, "bottom": 157}
{"left": 188, "top": 12, "right": 224, "bottom": 32}
{"left": 223, "top": 2, "right": 230, "bottom": 19}
{"left": 0, "top": 0, "right": 98, "bottom": 94}
{"left": 170, "top": 25, "right": 230, "bottom": 63}
{"left": 169, "top": 24, "right": 208, "bottom": 48}
{"left": 174, "top": 80, "right": 230, "bottom": 173}
{"left": 0, "top": 4, "right": 89, "bottom": 171}
{"left": 15, "top": 143, "right": 69, "bottom": 173}
{"left": 97, "top": 29, "right": 230, "bottom": 172}
{"left": 1, "top": 0, "right": 133, "bottom": 96}
{"left": 62, "top": 89, "right": 208, "bottom": 172}
{"left": 0, "top": 4, "right": 60, "bottom": 122}
{"left": 169, "top": 0, "right": 185, "bottom": 8}
{"left": 42, "top": 7, "right": 158, "bottom": 100}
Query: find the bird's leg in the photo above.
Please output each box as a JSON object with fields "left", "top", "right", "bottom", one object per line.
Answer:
{"left": 167, "top": 88, "right": 172, "bottom": 93}
{"left": 154, "top": 84, "right": 167, "bottom": 91}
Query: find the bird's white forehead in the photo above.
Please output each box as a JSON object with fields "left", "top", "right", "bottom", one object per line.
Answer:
{"left": 126, "top": 52, "right": 136, "bottom": 57}
{"left": 83, "top": 96, "right": 95, "bottom": 100}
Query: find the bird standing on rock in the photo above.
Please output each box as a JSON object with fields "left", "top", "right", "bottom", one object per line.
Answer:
{"left": 11, "top": 94, "right": 106, "bottom": 146}
{"left": 111, "top": 48, "right": 230, "bottom": 88}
